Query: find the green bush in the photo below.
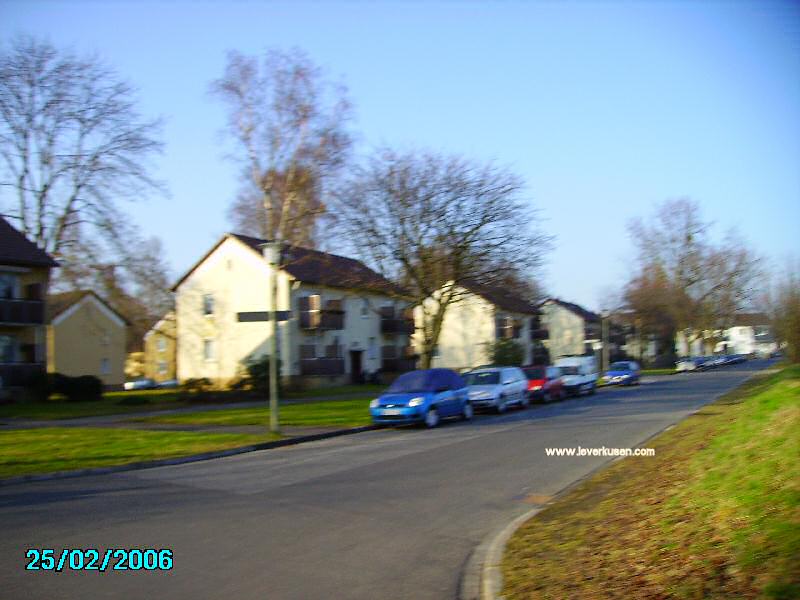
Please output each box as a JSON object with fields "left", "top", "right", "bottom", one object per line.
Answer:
{"left": 487, "top": 339, "right": 525, "bottom": 366}
{"left": 23, "top": 372, "right": 103, "bottom": 402}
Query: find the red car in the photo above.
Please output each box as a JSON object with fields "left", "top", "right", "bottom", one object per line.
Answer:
{"left": 522, "top": 365, "right": 564, "bottom": 402}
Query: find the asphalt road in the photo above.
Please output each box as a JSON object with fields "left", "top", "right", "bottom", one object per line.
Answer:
{"left": 0, "top": 360, "right": 772, "bottom": 600}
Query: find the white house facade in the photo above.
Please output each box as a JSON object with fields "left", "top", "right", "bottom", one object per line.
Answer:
{"left": 538, "top": 298, "right": 601, "bottom": 360}
{"left": 414, "top": 283, "right": 543, "bottom": 371}
{"left": 175, "top": 234, "right": 414, "bottom": 387}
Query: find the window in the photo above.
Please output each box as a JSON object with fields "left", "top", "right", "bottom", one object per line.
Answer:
{"left": 101, "top": 329, "right": 110, "bottom": 346}
{"left": 158, "top": 361, "right": 168, "bottom": 375}
{"left": 100, "top": 358, "right": 110, "bottom": 375}
{"left": 157, "top": 337, "right": 167, "bottom": 352}
{"left": 361, "top": 299, "right": 369, "bottom": 318}
{"left": 0, "top": 273, "right": 17, "bottom": 299}
{"left": 203, "top": 339, "right": 216, "bottom": 361}
{"left": 0, "top": 335, "right": 16, "bottom": 363}
{"left": 368, "top": 337, "right": 377, "bottom": 360}
{"left": 203, "top": 294, "right": 215, "bottom": 316}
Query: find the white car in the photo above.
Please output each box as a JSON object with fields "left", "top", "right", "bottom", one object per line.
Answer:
{"left": 464, "top": 367, "right": 529, "bottom": 413}
{"left": 555, "top": 355, "right": 599, "bottom": 396}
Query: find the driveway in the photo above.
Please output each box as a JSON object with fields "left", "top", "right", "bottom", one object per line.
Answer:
{"left": 0, "top": 360, "right": 771, "bottom": 599}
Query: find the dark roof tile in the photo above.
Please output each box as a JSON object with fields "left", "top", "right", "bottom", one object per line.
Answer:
{"left": 0, "top": 217, "right": 58, "bottom": 268}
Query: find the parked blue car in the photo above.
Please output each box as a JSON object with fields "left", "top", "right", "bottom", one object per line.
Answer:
{"left": 369, "top": 368, "right": 472, "bottom": 428}
{"left": 601, "top": 361, "right": 641, "bottom": 386}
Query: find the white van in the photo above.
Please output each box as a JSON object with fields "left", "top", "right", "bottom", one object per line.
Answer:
{"left": 554, "top": 355, "right": 599, "bottom": 396}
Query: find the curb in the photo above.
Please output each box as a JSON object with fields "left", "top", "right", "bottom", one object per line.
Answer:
{"left": 0, "top": 425, "right": 378, "bottom": 487}
{"left": 460, "top": 366, "right": 771, "bottom": 600}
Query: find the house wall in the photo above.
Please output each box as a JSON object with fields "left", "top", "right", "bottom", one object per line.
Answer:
{"left": 47, "top": 297, "right": 127, "bottom": 386}
{"left": 414, "top": 287, "right": 535, "bottom": 371}
{"left": 540, "top": 301, "right": 586, "bottom": 359}
{"left": 144, "top": 313, "right": 177, "bottom": 382}
{"left": 175, "top": 237, "right": 411, "bottom": 387}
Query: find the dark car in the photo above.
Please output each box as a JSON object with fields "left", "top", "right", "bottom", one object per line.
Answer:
{"left": 369, "top": 368, "right": 472, "bottom": 428}
{"left": 522, "top": 365, "right": 564, "bottom": 402}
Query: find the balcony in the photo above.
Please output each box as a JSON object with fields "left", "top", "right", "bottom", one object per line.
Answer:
{"left": 0, "top": 298, "right": 45, "bottom": 325}
{"left": 381, "top": 357, "right": 417, "bottom": 373}
{"left": 299, "top": 358, "right": 346, "bottom": 376}
{"left": 299, "top": 309, "right": 345, "bottom": 331}
{"left": 0, "top": 362, "right": 45, "bottom": 387}
{"left": 380, "top": 317, "right": 415, "bottom": 335}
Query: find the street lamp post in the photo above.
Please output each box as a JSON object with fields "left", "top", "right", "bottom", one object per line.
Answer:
{"left": 601, "top": 310, "right": 610, "bottom": 373}
{"left": 262, "top": 241, "right": 281, "bottom": 434}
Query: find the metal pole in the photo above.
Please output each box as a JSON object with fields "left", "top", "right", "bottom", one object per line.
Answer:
{"left": 602, "top": 313, "right": 610, "bottom": 372}
{"left": 265, "top": 242, "right": 280, "bottom": 434}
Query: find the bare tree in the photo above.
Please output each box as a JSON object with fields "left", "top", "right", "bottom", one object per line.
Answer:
{"left": 0, "top": 37, "right": 171, "bottom": 350}
{"left": 0, "top": 36, "right": 163, "bottom": 256}
{"left": 333, "top": 148, "right": 551, "bottom": 368}
{"left": 625, "top": 198, "right": 761, "bottom": 357}
{"left": 765, "top": 258, "right": 800, "bottom": 362}
{"left": 210, "top": 48, "right": 352, "bottom": 248}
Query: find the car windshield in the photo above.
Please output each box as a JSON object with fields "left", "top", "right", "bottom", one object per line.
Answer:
{"left": 560, "top": 366, "right": 579, "bottom": 375}
{"left": 386, "top": 371, "right": 434, "bottom": 393}
{"left": 523, "top": 367, "right": 546, "bottom": 379}
{"left": 464, "top": 371, "right": 500, "bottom": 385}
{"left": 609, "top": 362, "right": 630, "bottom": 371}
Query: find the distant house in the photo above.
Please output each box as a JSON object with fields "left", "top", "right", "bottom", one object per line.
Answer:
{"left": 46, "top": 291, "right": 128, "bottom": 388}
{"left": 173, "top": 233, "right": 415, "bottom": 387}
{"left": 0, "top": 217, "right": 57, "bottom": 391}
{"left": 143, "top": 311, "right": 177, "bottom": 383}
{"left": 676, "top": 313, "right": 777, "bottom": 357}
{"left": 538, "top": 298, "right": 601, "bottom": 359}
{"left": 414, "top": 282, "right": 544, "bottom": 371}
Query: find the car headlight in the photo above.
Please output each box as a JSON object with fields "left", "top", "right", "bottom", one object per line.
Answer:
{"left": 408, "top": 396, "right": 425, "bottom": 407}
{"left": 532, "top": 385, "right": 542, "bottom": 391}
{"left": 369, "top": 399, "right": 379, "bottom": 408}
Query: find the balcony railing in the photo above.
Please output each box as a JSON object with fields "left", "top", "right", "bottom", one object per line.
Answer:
{"left": 0, "top": 299, "right": 45, "bottom": 325}
{"left": 299, "top": 358, "right": 346, "bottom": 376}
{"left": 381, "top": 357, "right": 417, "bottom": 373}
{"left": 299, "top": 309, "right": 345, "bottom": 331}
{"left": 0, "top": 362, "right": 45, "bottom": 387}
{"left": 380, "top": 317, "right": 415, "bottom": 335}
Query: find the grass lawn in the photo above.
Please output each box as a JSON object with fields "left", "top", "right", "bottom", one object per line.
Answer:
{"left": 132, "top": 397, "right": 373, "bottom": 428}
{"left": 641, "top": 368, "right": 676, "bottom": 375}
{"left": 502, "top": 365, "right": 800, "bottom": 600}
{"left": 0, "top": 428, "right": 279, "bottom": 478}
{"left": 0, "top": 383, "right": 384, "bottom": 421}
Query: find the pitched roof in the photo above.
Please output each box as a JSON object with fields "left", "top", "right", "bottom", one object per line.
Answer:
{"left": 0, "top": 217, "right": 58, "bottom": 268}
{"left": 173, "top": 233, "right": 404, "bottom": 296}
{"left": 542, "top": 298, "right": 600, "bottom": 322}
{"left": 462, "top": 281, "right": 539, "bottom": 315}
{"left": 47, "top": 290, "right": 129, "bottom": 326}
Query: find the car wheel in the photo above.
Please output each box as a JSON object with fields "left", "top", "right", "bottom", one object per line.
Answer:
{"left": 461, "top": 402, "right": 473, "bottom": 421}
{"left": 496, "top": 397, "right": 507, "bottom": 414}
{"left": 424, "top": 407, "right": 440, "bottom": 428}
{"left": 589, "top": 383, "right": 597, "bottom": 395}
{"left": 541, "top": 391, "right": 550, "bottom": 403}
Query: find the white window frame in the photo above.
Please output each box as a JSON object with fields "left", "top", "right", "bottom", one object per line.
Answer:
{"left": 203, "top": 339, "right": 216, "bottom": 362}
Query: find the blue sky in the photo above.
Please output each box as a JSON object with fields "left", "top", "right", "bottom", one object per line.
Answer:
{"left": 3, "top": 0, "right": 799, "bottom": 310}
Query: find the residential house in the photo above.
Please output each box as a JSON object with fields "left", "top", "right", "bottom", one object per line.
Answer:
{"left": 143, "top": 311, "right": 177, "bottom": 383}
{"left": 0, "top": 217, "right": 57, "bottom": 391}
{"left": 676, "top": 313, "right": 777, "bottom": 357}
{"left": 174, "top": 234, "right": 415, "bottom": 387}
{"left": 538, "top": 298, "right": 601, "bottom": 360}
{"left": 46, "top": 291, "right": 128, "bottom": 388}
{"left": 414, "top": 282, "right": 544, "bottom": 371}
